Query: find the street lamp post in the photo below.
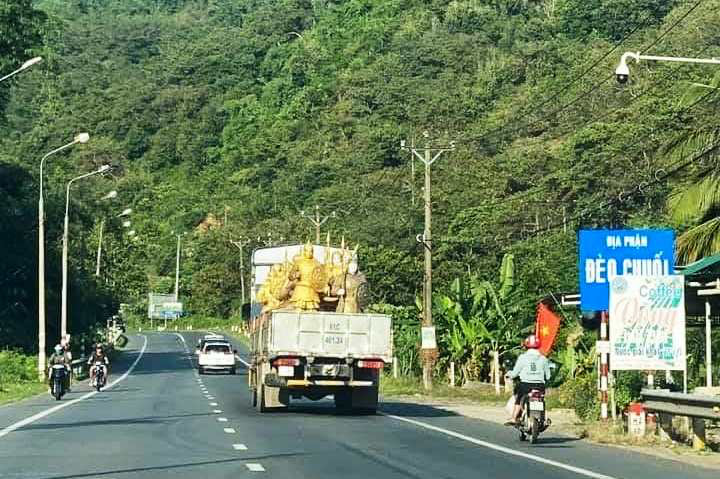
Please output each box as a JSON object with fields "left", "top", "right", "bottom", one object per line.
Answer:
{"left": 95, "top": 191, "right": 118, "bottom": 277}
{"left": 0, "top": 57, "right": 42, "bottom": 83}
{"left": 61, "top": 164, "right": 109, "bottom": 339}
{"left": 615, "top": 51, "right": 720, "bottom": 83}
{"left": 37, "top": 133, "right": 89, "bottom": 379}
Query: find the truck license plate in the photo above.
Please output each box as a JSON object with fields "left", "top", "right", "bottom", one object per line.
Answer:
{"left": 529, "top": 401, "right": 544, "bottom": 411}
{"left": 278, "top": 366, "right": 294, "bottom": 377}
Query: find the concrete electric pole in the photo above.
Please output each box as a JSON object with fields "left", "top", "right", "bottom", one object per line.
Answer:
{"left": 230, "top": 237, "right": 252, "bottom": 314}
{"left": 300, "top": 205, "right": 336, "bottom": 244}
{"left": 401, "top": 132, "right": 455, "bottom": 390}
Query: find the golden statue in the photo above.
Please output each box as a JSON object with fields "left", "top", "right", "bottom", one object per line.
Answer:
{"left": 330, "top": 247, "right": 366, "bottom": 314}
{"left": 258, "top": 263, "right": 292, "bottom": 313}
{"left": 288, "top": 243, "right": 327, "bottom": 310}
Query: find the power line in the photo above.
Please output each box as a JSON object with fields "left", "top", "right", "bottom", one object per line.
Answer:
{"left": 469, "top": 0, "right": 706, "bottom": 149}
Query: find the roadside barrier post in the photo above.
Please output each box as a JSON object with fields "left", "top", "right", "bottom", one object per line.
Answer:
{"left": 449, "top": 361, "right": 455, "bottom": 387}
{"left": 393, "top": 357, "right": 398, "bottom": 379}
{"left": 692, "top": 418, "right": 706, "bottom": 450}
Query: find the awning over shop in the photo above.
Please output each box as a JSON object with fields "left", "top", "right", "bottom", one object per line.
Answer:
{"left": 679, "top": 253, "right": 720, "bottom": 325}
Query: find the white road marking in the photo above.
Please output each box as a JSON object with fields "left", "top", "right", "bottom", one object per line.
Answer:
{"left": 207, "top": 396, "right": 215, "bottom": 400}
{"left": 218, "top": 417, "right": 228, "bottom": 422}
{"left": 175, "top": 332, "right": 188, "bottom": 348}
{"left": 223, "top": 428, "right": 236, "bottom": 434}
{"left": 233, "top": 444, "right": 248, "bottom": 451}
{"left": 0, "top": 335, "right": 149, "bottom": 440}
{"left": 235, "top": 354, "right": 251, "bottom": 367}
{"left": 245, "top": 463, "right": 265, "bottom": 472}
{"left": 210, "top": 402, "right": 218, "bottom": 406}
{"left": 382, "top": 414, "right": 618, "bottom": 479}
{"left": 213, "top": 409, "right": 222, "bottom": 413}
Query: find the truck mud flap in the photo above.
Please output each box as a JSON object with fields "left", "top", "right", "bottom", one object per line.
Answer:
{"left": 263, "top": 373, "right": 287, "bottom": 388}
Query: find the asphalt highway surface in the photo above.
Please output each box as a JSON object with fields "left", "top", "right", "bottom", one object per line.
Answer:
{"left": 0, "top": 333, "right": 715, "bottom": 479}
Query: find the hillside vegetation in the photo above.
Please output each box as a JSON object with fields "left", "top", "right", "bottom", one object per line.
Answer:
{"left": 1, "top": 0, "right": 718, "bottom": 392}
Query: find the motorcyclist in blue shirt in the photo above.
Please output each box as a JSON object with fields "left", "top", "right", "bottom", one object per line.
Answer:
{"left": 505, "top": 334, "right": 551, "bottom": 425}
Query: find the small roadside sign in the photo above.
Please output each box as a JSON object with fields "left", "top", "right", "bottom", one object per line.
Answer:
{"left": 421, "top": 326, "right": 437, "bottom": 349}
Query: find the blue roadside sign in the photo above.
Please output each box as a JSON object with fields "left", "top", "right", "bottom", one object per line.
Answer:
{"left": 578, "top": 229, "right": 675, "bottom": 311}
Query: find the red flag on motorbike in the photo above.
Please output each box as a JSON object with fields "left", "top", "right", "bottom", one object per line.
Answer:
{"left": 535, "top": 302, "right": 561, "bottom": 356}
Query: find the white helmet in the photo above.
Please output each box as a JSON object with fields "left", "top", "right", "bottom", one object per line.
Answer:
{"left": 54, "top": 344, "right": 63, "bottom": 354}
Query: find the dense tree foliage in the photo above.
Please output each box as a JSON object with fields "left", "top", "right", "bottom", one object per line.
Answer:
{"left": 1, "top": 0, "right": 719, "bottom": 377}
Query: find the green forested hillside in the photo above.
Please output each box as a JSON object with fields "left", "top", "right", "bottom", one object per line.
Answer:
{"left": 1, "top": 0, "right": 719, "bottom": 357}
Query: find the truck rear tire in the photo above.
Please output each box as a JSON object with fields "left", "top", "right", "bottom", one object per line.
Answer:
{"left": 334, "top": 388, "right": 352, "bottom": 412}
{"left": 257, "top": 384, "right": 267, "bottom": 412}
{"left": 351, "top": 386, "right": 379, "bottom": 414}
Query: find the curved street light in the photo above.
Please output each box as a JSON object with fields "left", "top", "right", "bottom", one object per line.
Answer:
{"left": 615, "top": 51, "right": 720, "bottom": 84}
{"left": 0, "top": 56, "right": 42, "bottom": 83}
{"left": 61, "top": 164, "right": 109, "bottom": 338}
{"left": 36, "top": 133, "right": 90, "bottom": 379}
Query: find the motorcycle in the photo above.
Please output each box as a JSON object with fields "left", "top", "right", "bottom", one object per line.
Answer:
{"left": 49, "top": 364, "right": 67, "bottom": 400}
{"left": 91, "top": 361, "right": 107, "bottom": 391}
{"left": 515, "top": 387, "right": 551, "bottom": 444}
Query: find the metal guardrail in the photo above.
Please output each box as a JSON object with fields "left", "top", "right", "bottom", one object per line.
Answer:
{"left": 641, "top": 388, "right": 720, "bottom": 450}
{"left": 70, "top": 357, "right": 88, "bottom": 379}
{"left": 641, "top": 388, "right": 720, "bottom": 420}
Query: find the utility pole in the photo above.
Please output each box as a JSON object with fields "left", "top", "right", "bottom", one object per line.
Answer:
{"left": 300, "top": 205, "right": 336, "bottom": 244}
{"left": 230, "top": 237, "right": 252, "bottom": 314}
{"left": 401, "top": 132, "right": 455, "bottom": 390}
{"left": 173, "top": 232, "right": 187, "bottom": 302}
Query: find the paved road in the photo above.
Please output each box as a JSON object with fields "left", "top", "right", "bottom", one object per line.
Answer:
{"left": 0, "top": 333, "right": 715, "bottom": 478}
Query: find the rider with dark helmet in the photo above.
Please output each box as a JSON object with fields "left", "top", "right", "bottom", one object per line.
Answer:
{"left": 87, "top": 344, "right": 110, "bottom": 386}
{"left": 505, "top": 334, "right": 551, "bottom": 425}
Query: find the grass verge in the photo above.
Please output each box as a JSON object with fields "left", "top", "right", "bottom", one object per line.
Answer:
{"left": 380, "top": 374, "right": 512, "bottom": 404}
{"left": 0, "top": 381, "right": 47, "bottom": 406}
{"left": 380, "top": 374, "right": 567, "bottom": 408}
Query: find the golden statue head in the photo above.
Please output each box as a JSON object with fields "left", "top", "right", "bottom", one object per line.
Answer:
{"left": 302, "top": 242, "right": 314, "bottom": 259}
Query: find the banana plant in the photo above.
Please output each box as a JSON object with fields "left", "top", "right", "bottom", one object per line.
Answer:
{"left": 434, "top": 254, "right": 527, "bottom": 385}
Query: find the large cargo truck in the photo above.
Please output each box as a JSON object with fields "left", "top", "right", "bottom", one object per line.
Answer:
{"left": 248, "top": 243, "right": 392, "bottom": 413}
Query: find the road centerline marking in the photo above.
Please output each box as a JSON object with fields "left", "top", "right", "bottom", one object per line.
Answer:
{"left": 210, "top": 402, "right": 218, "bottom": 406}
{"left": 233, "top": 444, "right": 248, "bottom": 451}
{"left": 223, "top": 428, "right": 236, "bottom": 434}
{"left": 213, "top": 409, "right": 222, "bottom": 413}
{"left": 246, "top": 463, "right": 265, "bottom": 472}
{"left": 382, "top": 414, "right": 618, "bottom": 479}
{"left": 0, "top": 335, "right": 149, "bottom": 440}
{"left": 218, "top": 417, "right": 228, "bottom": 422}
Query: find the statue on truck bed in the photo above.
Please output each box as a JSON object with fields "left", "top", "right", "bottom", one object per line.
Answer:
{"left": 257, "top": 240, "right": 366, "bottom": 314}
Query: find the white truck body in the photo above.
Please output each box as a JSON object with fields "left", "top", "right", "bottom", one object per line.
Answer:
{"left": 248, "top": 245, "right": 392, "bottom": 413}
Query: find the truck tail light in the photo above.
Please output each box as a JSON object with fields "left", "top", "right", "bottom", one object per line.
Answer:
{"left": 273, "top": 357, "right": 300, "bottom": 367}
{"left": 357, "top": 360, "right": 384, "bottom": 369}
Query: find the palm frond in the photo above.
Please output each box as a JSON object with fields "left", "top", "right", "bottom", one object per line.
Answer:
{"left": 675, "top": 217, "right": 720, "bottom": 264}
{"left": 668, "top": 172, "right": 720, "bottom": 223}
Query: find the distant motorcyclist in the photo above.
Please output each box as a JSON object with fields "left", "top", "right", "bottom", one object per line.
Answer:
{"left": 505, "top": 334, "right": 551, "bottom": 425}
{"left": 48, "top": 344, "right": 70, "bottom": 392}
{"left": 87, "top": 344, "right": 110, "bottom": 386}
